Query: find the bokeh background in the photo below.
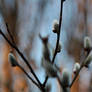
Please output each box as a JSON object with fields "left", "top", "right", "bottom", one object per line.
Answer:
{"left": 0, "top": 0, "right": 92, "bottom": 92}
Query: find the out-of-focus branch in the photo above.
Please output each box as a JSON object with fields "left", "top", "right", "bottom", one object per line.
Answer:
{"left": 43, "top": 0, "right": 65, "bottom": 87}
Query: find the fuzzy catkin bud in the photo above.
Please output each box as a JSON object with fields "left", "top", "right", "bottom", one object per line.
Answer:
{"left": 42, "top": 58, "right": 58, "bottom": 77}
{"left": 61, "top": 69, "right": 70, "bottom": 87}
{"left": 84, "top": 51, "right": 92, "bottom": 67}
{"left": 84, "top": 36, "right": 92, "bottom": 51}
{"left": 57, "top": 43, "right": 62, "bottom": 52}
{"left": 8, "top": 53, "right": 18, "bottom": 67}
{"left": 73, "top": 63, "right": 80, "bottom": 74}
{"left": 52, "top": 20, "right": 59, "bottom": 34}
{"left": 45, "top": 84, "right": 51, "bottom": 92}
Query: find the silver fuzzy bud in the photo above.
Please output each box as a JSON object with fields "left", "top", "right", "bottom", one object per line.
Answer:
{"left": 73, "top": 63, "right": 80, "bottom": 74}
{"left": 84, "top": 51, "right": 92, "bottom": 67}
{"left": 45, "top": 84, "right": 51, "bottom": 92}
{"left": 61, "top": 69, "right": 70, "bottom": 87}
{"left": 52, "top": 20, "right": 59, "bottom": 34}
{"left": 42, "top": 58, "right": 58, "bottom": 77}
{"left": 8, "top": 53, "right": 18, "bottom": 67}
{"left": 84, "top": 36, "right": 92, "bottom": 51}
{"left": 57, "top": 43, "right": 62, "bottom": 52}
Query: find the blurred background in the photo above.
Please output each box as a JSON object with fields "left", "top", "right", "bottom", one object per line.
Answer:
{"left": 0, "top": 0, "right": 92, "bottom": 92}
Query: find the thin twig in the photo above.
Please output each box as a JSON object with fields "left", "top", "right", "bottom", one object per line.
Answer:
{"left": 70, "top": 66, "right": 83, "bottom": 88}
{"left": 52, "top": 0, "right": 64, "bottom": 64}
{"left": 43, "top": 0, "right": 65, "bottom": 87}
{"left": 6, "top": 23, "right": 16, "bottom": 44}
{"left": 69, "top": 51, "right": 90, "bottom": 88}
{"left": 70, "top": 0, "right": 90, "bottom": 86}
{"left": 0, "top": 29, "right": 42, "bottom": 88}
{"left": 17, "top": 64, "right": 40, "bottom": 89}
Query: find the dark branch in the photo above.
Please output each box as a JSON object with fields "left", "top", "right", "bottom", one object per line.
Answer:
{"left": 52, "top": 0, "right": 64, "bottom": 64}
{"left": 69, "top": 66, "right": 82, "bottom": 88}
{"left": 43, "top": 0, "right": 65, "bottom": 87}
{"left": 17, "top": 64, "right": 40, "bottom": 89}
{"left": 0, "top": 29, "right": 42, "bottom": 88}
{"left": 70, "top": 51, "right": 90, "bottom": 88}
{"left": 6, "top": 23, "right": 16, "bottom": 44}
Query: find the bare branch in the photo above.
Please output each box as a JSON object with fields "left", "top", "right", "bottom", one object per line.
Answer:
{"left": 43, "top": 0, "right": 65, "bottom": 87}
{"left": 0, "top": 29, "right": 42, "bottom": 88}
{"left": 17, "top": 64, "right": 41, "bottom": 89}
{"left": 52, "top": 0, "right": 64, "bottom": 64}
{"left": 6, "top": 23, "right": 16, "bottom": 44}
{"left": 70, "top": 51, "right": 90, "bottom": 88}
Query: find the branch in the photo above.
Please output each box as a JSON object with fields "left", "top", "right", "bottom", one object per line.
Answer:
{"left": 6, "top": 23, "right": 16, "bottom": 44}
{"left": 69, "top": 51, "right": 90, "bottom": 88}
{"left": 43, "top": 0, "right": 65, "bottom": 87}
{"left": 70, "top": 65, "right": 82, "bottom": 88}
{"left": 52, "top": 0, "right": 64, "bottom": 64}
{"left": 70, "top": 0, "right": 91, "bottom": 87}
{"left": 17, "top": 64, "right": 40, "bottom": 89}
{"left": 0, "top": 29, "right": 42, "bottom": 88}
